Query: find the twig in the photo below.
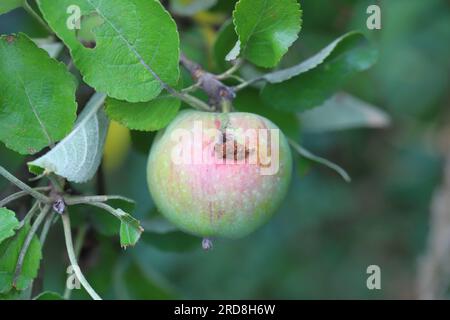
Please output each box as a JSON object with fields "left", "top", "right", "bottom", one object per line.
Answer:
{"left": 13, "top": 204, "right": 50, "bottom": 287}
{"left": 0, "top": 165, "right": 52, "bottom": 204}
{"left": 65, "top": 195, "right": 135, "bottom": 206}
{"left": 48, "top": 174, "right": 64, "bottom": 193}
{"left": 63, "top": 224, "right": 88, "bottom": 300}
{"left": 233, "top": 76, "right": 265, "bottom": 91}
{"left": 0, "top": 187, "right": 50, "bottom": 207}
{"left": 39, "top": 211, "right": 56, "bottom": 245}
{"left": 180, "top": 53, "right": 236, "bottom": 111}
{"left": 216, "top": 59, "right": 243, "bottom": 80}
{"left": 30, "top": 211, "right": 57, "bottom": 298}
{"left": 177, "top": 92, "right": 214, "bottom": 112}
{"left": 82, "top": 201, "right": 125, "bottom": 220}
{"left": 73, "top": 225, "right": 88, "bottom": 259}
{"left": 61, "top": 211, "right": 101, "bottom": 300}
{"left": 19, "top": 201, "right": 41, "bottom": 228}
{"left": 181, "top": 81, "right": 202, "bottom": 94}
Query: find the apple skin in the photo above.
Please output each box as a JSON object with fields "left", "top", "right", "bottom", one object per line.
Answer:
{"left": 147, "top": 110, "right": 292, "bottom": 239}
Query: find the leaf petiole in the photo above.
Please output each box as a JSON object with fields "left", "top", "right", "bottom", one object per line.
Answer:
{"left": 63, "top": 223, "right": 88, "bottom": 300}
{"left": 0, "top": 165, "right": 52, "bottom": 204}
{"left": 216, "top": 59, "right": 244, "bottom": 80}
{"left": 289, "top": 139, "right": 351, "bottom": 183}
{"left": 0, "top": 187, "right": 51, "bottom": 208}
{"left": 233, "top": 77, "right": 265, "bottom": 92}
{"left": 61, "top": 211, "right": 101, "bottom": 300}
{"left": 19, "top": 201, "right": 41, "bottom": 229}
{"left": 64, "top": 195, "right": 135, "bottom": 206}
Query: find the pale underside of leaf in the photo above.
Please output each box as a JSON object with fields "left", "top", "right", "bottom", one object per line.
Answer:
{"left": 260, "top": 32, "right": 378, "bottom": 112}
{"left": 28, "top": 93, "right": 109, "bottom": 183}
{"left": 263, "top": 32, "right": 361, "bottom": 84}
{"left": 301, "top": 93, "right": 391, "bottom": 133}
{"left": 225, "top": 40, "right": 241, "bottom": 62}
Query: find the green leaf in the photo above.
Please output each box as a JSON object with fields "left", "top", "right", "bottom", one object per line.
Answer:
{"left": 33, "top": 291, "right": 64, "bottom": 300}
{"left": 170, "top": 0, "right": 217, "bottom": 16}
{"left": 0, "top": 223, "right": 42, "bottom": 293}
{"left": 0, "top": 33, "right": 77, "bottom": 155}
{"left": 119, "top": 209, "right": 143, "bottom": 248}
{"left": 213, "top": 19, "right": 238, "bottom": 72}
{"left": 289, "top": 139, "right": 351, "bottom": 183}
{"left": 232, "top": 0, "right": 302, "bottom": 68}
{"left": 93, "top": 203, "right": 142, "bottom": 248}
{"left": 301, "top": 93, "right": 391, "bottom": 133}
{"left": 0, "top": 0, "right": 22, "bottom": 15}
{"left": 38, "top": 0, "right": 180, "bottom": 103}
{"left": 234, "top": 88, "right": 300, "bottom": 139}
{"left": 28, "top": 93, "right": 108, "bottom": 183}
{"left": 260, "top": 32, "right": 378, "bottom": 112}
{"left": 261, "top": 32, "right": 365, "bottom": 83}
{"left": 0, "top": 208, "right": 19, "bottom": 245}
{"left": 105, "top": 93, "right": 180, "bottom": 132}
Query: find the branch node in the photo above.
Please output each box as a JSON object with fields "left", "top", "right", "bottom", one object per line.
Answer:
{"left": 180, "top": 53, "right": 237, "bottom": 112}
{"left": 52, "top": 197, "right": 66, "bottom": 215}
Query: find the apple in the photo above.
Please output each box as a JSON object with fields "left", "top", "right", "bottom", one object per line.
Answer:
{"left": 147, "top": 110, "right": 292, "bottom": 240}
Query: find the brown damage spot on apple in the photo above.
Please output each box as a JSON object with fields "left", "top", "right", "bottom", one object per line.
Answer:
{"left": 214, "top": 131, "right": 253, "bottom": 162}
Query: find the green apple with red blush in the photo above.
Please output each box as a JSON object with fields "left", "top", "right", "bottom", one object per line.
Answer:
{"left": 147, "top": 110, "right": 292, "bottom": 244}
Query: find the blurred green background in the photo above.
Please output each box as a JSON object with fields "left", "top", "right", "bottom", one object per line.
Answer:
{"left": 1, "top": 0, "right": 449, "bottom": 299}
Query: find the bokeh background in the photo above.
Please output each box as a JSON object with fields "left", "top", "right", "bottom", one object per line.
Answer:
{"left": 1, "top": 0, "right": 449, "bottom": 299}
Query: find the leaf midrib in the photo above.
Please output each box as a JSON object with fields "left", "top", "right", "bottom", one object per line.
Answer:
{"left": 239, "top": 0, "right": 269, "bottom": 55}
{"left": 85, "top": 0, "right": 168, "bottom": 90}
